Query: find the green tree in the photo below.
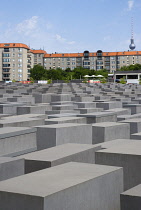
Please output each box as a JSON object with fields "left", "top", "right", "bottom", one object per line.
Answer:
{"left": 120, "top": 77, "right": 126, "bottom": 84}
{"left": 30, "top": 65, "right": 46, "bottom": 80}
{"left": 120, "top": 64, "right": 141, "bottom": 71}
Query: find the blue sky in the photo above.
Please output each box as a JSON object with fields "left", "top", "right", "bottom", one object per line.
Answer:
{"left": 0, "top": 0, "right": 141, "bottom": 53}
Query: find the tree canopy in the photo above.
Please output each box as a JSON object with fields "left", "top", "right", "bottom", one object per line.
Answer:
{"left": 30, "top": 65, "right": 109, "bottom": 81}
{"left": 119, "top": 64, "right": 141, "bottom": 71}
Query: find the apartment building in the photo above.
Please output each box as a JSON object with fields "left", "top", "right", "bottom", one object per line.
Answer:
{"left": 30, "top": 50, "right": 47, "bottom": 66}
{"left": 0, "top": 43, "right": 31, "bottom": 81}
{"left": 0, "top": 43, "right": 141, "bottom": 81}
{"left": 44, "top": 50, "right": 141, "bottom": 72}
{"left": 0, "top": 43, "right": 47, "bottom": 81}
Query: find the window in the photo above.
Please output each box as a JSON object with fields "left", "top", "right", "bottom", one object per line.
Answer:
{"left": 18, "top": 69, "right": 22, "bottom": 72}
{"left": 84, "top": 62, "right": 90, "bottom": 65}
{"left": 72, "top": 62, "right": 75, "bottom": 65}
{"left": 3, "top": 53, "right": 10, "bottom": 57}
{"left": 112, "top": 66, "right": 115, "bottom": 68}
{"left": 3, "top": 64, "right": 10, "bottom": 67}
{"left": 3, "top": 69, "right": 10, "bottom": 72}
{"left": 97, "top": 61, "right": 103, "bottom": 65}
{"left": 112, "top": 61, "right": 115, "bottom": 64}
{"left": 4, "top": 48, "right": 9, "bottom": 52}
{"left": 13, "top": 53, "right": 15, "bottom": 57}
{"left": 3, "top": 58, "right": 10, "bottom": 62}
{"left": 18, "top": 59, "right": 22, "bottom": 62}
{"left": 18, "top": 64, "right": 22, "bottom": 67}
{"left": 4, "top": 44, "right": 10, "bottom": 46}
{"left": 111, "top": 57, "right": 115, "bottom": 60}
{"left": 18, "top": 54, "right": 22, "bottom": 57}
{"left": 97, "top": 66, "right": 103, "bottom": 69}
{"left": 18, "top": 48, "right": 22, "bottom": 52}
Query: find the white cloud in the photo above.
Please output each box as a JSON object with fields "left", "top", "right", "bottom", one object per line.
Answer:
{"left": 67, "top": 41, "right": 75, "bottom": 45}
{"left": 16, "top": 16, "right": 39, "bottom": 36}
{"left": 55, "top": 34, "right": 66, "bottom": 42}
{"left": 128, "top": 0, "right": 134, "bottom": 11}
{"left": 103, "top": 36, "right": 111, "bottom": 41}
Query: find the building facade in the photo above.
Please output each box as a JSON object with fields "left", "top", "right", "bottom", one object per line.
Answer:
{"left": 0, "top": 43, "right": 141, "bottom": 81}
{"left": 44, "top": 50, "right": 141, "bottom": 72}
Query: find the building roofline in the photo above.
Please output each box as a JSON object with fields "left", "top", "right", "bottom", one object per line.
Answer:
{"left": 0, "top": 43, "right": 30, "bottom": 49}
{"left": 30, "top": 50, "right": 47, "bottom": 54}
{"left": 44, "top": 51, "right": 141, "bottom": 58}
{"left": 115, "top": 70, "right": 141, "bottom": 74}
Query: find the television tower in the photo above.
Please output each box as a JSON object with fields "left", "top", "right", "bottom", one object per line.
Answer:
{"left": 129, "top": 17, "right": 136, "bottom": 50}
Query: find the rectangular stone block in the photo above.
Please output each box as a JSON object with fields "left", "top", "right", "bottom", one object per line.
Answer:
{"left": 36, "top": 123, "right": 92, "bottom": 150}
{"left": 104, "top": 108, "right": 131, "bottom": 115}
{"left": 96, "top": 101, "right": 122, "bottom": 110}
{"left": 123, "top": 104, "right": 141, "bottom": 114}
{"left": 0, "top": 157, "right": 24, "bottom": 181}
{"left": 17, "top": 105, "right": 50, "bottom": 115}
{"left": 120, "top": 118, "right": 141, "bottom": 134}
{"left": 0, "top": 127, "right": 37, "bottom": 156}
{"left": 0, "top": 116, "right": 45, "bottom": 127}
{"left": 121, "top": 184, "right": 141, "bottom": 210}
{"left": 95, "top": 140, "right": 141, "bottom": 190}
{"left": 77, "top": 112, "right": 117, "bottom": 123}
{"left": 51, "top": 94, "right": 71, "bottom": 102}
{"left": 0, "top": 162, "right": 123, "bottom": 210}
{"left": 92, "top": 122, "right": 130, "bottom": 144}
{"left": 19, "top": 143, "right": 101, "bottom": 173}
{"left": 45, "top": 117, "right": 87, "bottom": 125}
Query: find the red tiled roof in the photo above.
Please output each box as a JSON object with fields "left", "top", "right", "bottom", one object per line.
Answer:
{"left": 44, "top": 51, "right": 141, "bottom": 58}
{"left": 0, "top": 43, "right": 30, "bottom": 49}
{"left": 30, "top": 50, "right": 47, "bottom": 54}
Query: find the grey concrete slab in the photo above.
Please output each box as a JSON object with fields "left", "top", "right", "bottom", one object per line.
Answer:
{"left": 0, "top": 116, "right": 45, "bottom": 127}
{"left": 123, "top": 104, "right": 141, "bottom": 114}
{"left": 0, "top": 127, "right": 37, "bottom": 156}
{"left": 103, "top": 108, "right": 131, "bottom": 115}
{"left": 19, "top": 143, "right": 101, "bottom": 173}
{"left": 45, "top": 117, "right": 87, "bottom": 125}
{"left": 94, "top": 139, "right": 131, "bottom": 149}
{"left": 74, "top": 107, "right": 103, "bottom": 114}
{"left": 77, "top": 111, "right": 117, "bottom": 123}
{"left": 0, "top": 162, "right": 123, "bottom": 210}
{"left": 17, "top": 105, "right": 50, "bottom": 115}
{"left": 92, "top": 122, "right": 130, "bottom": 144}
{"left": 131, "top": 132, "right": 141, "bottom": 140}
{"left": 96, "top": 101, "right": 122, "bottom": 110}
{"left": 95, "top": 140, "right": 141, "bottom": 190}
{"left": 121, "top": 184, "right": 141, "bottom": 210}
{"left": 36, "top": 123, "right": 92, "bottom": 150}
{"left": 0, "top": 157, "right": 24, "bottom": 181}
{"left": 120, "top": 118, "right": 141, "bottom": 134}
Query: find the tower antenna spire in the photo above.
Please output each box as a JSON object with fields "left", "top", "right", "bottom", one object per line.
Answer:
{"left": 129, "top": 17, "right": 136, "bottom": 50}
